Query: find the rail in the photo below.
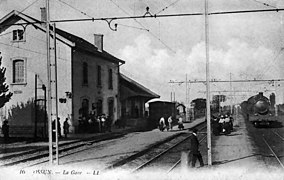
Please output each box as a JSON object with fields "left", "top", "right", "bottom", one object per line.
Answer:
{"left": 262, "top": 136, "right": 284, "bottom": 169}
{"left": 272, "top": 130, "right": 284, "bottom": 141}
{"left": 131, "top": 125, "right": 207, "bottom": 173}
{"left": 167, "top": 134, "right": 207, "bottom": 173}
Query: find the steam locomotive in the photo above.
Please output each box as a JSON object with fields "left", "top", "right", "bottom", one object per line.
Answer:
{"left": 240, "top": 92, "right": 276, "bottom": 127}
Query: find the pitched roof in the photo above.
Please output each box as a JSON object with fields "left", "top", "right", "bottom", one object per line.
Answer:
{"left": 0, "top": 10, "right": 125, "bottom": 64}
{"left": 120, "top": 74, "right": 160, "bottom": 101}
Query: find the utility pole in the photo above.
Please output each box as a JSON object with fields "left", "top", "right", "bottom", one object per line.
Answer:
{"left": 205, "top": 0, "right": 212, "bottom": 166}
{"left": 230, "top": 73, "right": 233, "bottom": 115}
{"left": 34, "top": 74, "right": 38, "bottom": 139}
{"left": 186, "top": 74, "right": 188, "bottom": 121}
{"left": 274, "top": 82, "right": 278, "bottom": 117}
{"left": 45, "top": 0, "right": 53, "bottom": 165}
{"left": 53, "top": 23, "right": 59, "bottom": 165}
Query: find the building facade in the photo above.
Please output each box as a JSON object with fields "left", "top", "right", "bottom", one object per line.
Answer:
{"left": 0, "top": 10, "right": 124, "bottom": 137}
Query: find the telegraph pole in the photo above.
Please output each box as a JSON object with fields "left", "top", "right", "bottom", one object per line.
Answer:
{"left": 230, "top": 73, "right": 233, "bottom": 114}
{"left": 53, "top": 23, "right": 59, "bottom": 165}
{"left": 186, "top": 74, "right": 188, "bottom": 121}
{"left": 45, "top": 0, "right": 52, "bottom": 165}
{"left": 205, "top": 0, "right": 212, "bottom": 166}
{"left": 274, "top": 82, "right": 278, "bottom": 117}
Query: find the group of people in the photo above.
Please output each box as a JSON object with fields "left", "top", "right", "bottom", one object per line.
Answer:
{"left": 52, "top": 117, "right": 70, "bottom": 140}
{"left": 79, "top": 114, "right": 112, "bottom": 133}
{"left": 94, "top": 114, "right": 112, "bottom": 133}
{"left": 158, "top": 115, "right": 184, "bottom": 131}
{"left": 211, "top": 114, "right": 234, "bottom": 136}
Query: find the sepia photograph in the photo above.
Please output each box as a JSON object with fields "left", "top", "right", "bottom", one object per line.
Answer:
{"left": 0, "top": 0, "right": 284, "bottom": 179}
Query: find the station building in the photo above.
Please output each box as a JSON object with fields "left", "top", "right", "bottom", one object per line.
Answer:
{"left": 0, "top": 10, "right": 159, "bottom": 137}
{"left": 0, "top": 10, "right": 126, "bottom": 136}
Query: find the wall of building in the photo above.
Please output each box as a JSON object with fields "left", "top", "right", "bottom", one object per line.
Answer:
{"left": 0, "top": 20, "right": 72, "bottom": 136}
{"left": 122, "top": 97, "right": 146, "bottom": 118}
{"left": 72, "top": 49, "right": 119, "bottom": 131}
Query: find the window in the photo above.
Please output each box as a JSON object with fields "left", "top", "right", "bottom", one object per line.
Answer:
{"left": 81, "top": 98, "right": 89, "bottom": 119}
{"left": 83, "top": 62, "right": 88, "bottom": 85}
{"left": 12, "top": 29, "right": 25, "bottom": 41}
{"left": 108, "top": 68, "right": 113, "bottom": 89}
{"left": 12, "top": 59, "right": 26, "bottom": 84}
{"left": 97, "top": 65, "right": 102, "bottom": 87}
{"left": 96, "top": 99, "right": 103, "bottom": 115}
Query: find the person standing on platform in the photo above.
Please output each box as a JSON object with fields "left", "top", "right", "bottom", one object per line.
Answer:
{"left": 178, "top": 116, "right": 184, "bottom": 130}
{"left": 168, "top": 116, "right": 173, "bottom": 130}
{"left": 57, "top": 117, "right": 62, "bottom": 138}
{"left": 2, "top": 120, "right": 9, "bottom": 143}
{"left": 159, "top": 116, "right": 165, "bottom": 131}
{"left": 190, "top": 128, "right": 204, "bottom": 168}
{"left": 63, "top": 118, "right": 70, "bottom": 138}
{"left": 101, "top": 114, "right": 106, "bottom": 133}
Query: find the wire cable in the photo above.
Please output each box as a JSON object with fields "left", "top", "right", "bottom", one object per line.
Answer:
{"left": 248, "top": 0, "right": 278, "bottom": 9}
{"left": 19, "top": 0, "right": 42, "bottom": 13}
{"left": 56, "top": 0, "right": 93, "bottom": 18}
{"left": 259, "top": 48, "right": 283, "bottom": 77}
{"left": 0, "top": 41, "right": 68, "bottom": 62}
{"left": 116, "top": 23, "right": 149, "bottom": 31}
{"left": 109, "top": 0, "right": 176, "bottom": 53}
{"left": 0, "top": 31, "right": 12, "bottom": 37}
{"left": 155, "top": 0, "right": 182, "bottom": 15}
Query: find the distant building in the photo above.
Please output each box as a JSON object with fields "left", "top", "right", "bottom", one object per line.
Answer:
{"left": 0, "top": 10, "right": 124, "bottom": 136}
{"left": 176, "top": 103, "right": 186, "bottom": 115}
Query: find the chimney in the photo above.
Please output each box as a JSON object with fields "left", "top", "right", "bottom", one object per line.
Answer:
{"left": 94, "top": 34, "right": 104, "bottom": 52}
{"left": 40, "top": 7, "right": 47, "bottom": 22}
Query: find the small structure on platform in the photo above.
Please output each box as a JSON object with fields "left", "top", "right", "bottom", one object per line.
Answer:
{"left": 119, "top": 74, "right": 159, "bottom": 128}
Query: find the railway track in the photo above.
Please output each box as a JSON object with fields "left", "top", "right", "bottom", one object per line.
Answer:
{"left": 105, "top": 124, "right": 207, "bottom": 173}
{"left": 167, "top": 134, "right": 207, "bottom": 173}
{"left": 1, "top": 121, "right": 207, "bottom": 170}
{"left": 0, "top": 132, "right": 127, "bottom": 167}
{"left": 262, "top": 136, "right": 284, "bottom": 169}
{"left": 261, "top": 129, "right": 284, "bottom": 169}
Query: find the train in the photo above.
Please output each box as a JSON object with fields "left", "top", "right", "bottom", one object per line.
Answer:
{"left": 240, "top": 92, "right": 277, "bottom": 127}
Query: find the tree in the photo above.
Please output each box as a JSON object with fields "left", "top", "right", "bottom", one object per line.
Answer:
{"left": 0, "top": 54, "right": 13, "bottom": 108}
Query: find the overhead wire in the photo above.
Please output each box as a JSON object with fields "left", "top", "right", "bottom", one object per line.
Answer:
{"left": 116, "top": 23, "right": 149, "bottom": 31}
{"left": 55, "top": 0, "right": 173, "bottom": 51}
{"left": 258, "top": 48, "right": 283, "bottom": 77}
{"left": 155, "top": 0, "right": 182, "bottom": 15}
{"left": 248, "top": 0, "right": 278, "bottom": 9}
{"left": 19, "top": 0, "right": 42, "bottom": 13}
{"left": 0, "top": 41, "right": 69, "bottom": 62}
{"left": 0, "top": 31, "right": 12, "bottom": 37}
{"left": 56, "top": 0, "right": 93, "bottom": 18}
{"left": 109, "top": 0, "right": 176, "bottom": 53}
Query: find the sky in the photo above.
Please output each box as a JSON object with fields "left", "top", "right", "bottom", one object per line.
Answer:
{"left": 1, "top": 0, "right": 284, "bottom": 105}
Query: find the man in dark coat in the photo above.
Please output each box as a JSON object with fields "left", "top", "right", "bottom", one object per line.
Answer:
{"left": 2, "top": 120, "right": 9, "bottom": 143}
{"left": 190, "top": 128, "right": 204, "bottom": 167}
